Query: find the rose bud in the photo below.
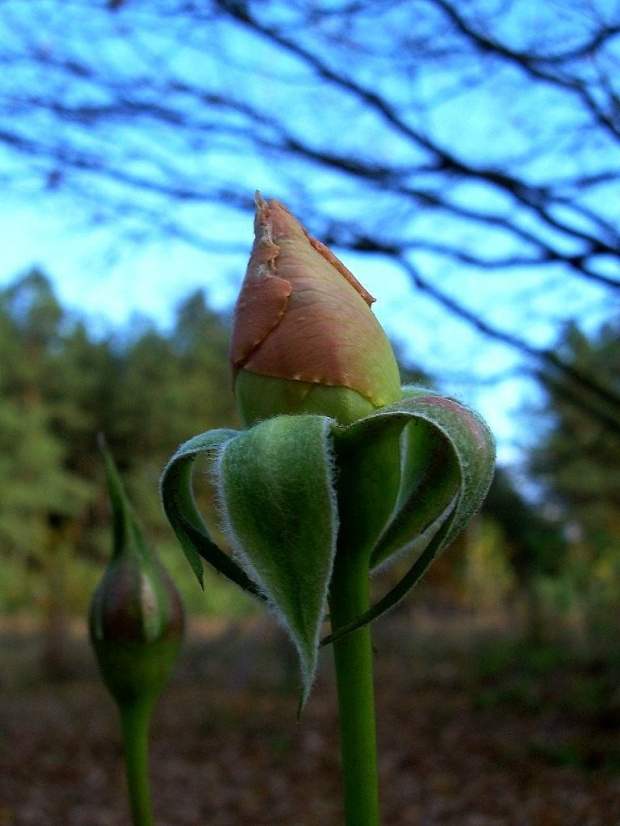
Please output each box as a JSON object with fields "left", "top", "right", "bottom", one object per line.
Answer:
{"left": 90, "top": 442, "right": 184, "bottom": 707}
{"left": 230, "top": 192, "right": 402, "bottom": 425}
{"left": 90, "top": 441, "right": 185, "bottom": 825}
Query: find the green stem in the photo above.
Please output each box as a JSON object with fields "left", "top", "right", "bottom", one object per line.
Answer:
{"left": 328, "top": 550, "right": 380, "bottom": 826}
{"left": 119, "top": 699, "right": 155, "bottom": 826}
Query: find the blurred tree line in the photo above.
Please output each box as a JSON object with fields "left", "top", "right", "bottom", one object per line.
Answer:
{"left": 1, "top": 268, "right": 617, "bottom": 647}
{"left": 0, "top": 267, "right": 238, "bottom": 621}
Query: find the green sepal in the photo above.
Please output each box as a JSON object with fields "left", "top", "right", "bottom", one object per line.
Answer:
{"left": 322, "top": 392, "right": 495, "bottom": 645}
{"left": 217, "top": 415, "right": 338, "bottom": 708}
{"left": 370, "top": 413, "right": 459, "bottom": 569}
{"left": 100, "top": 435, "right": 149, "bottom": 568}
{"left": 159, "top": 428, "right": 264, "bottom": 598}
{"left": 330, "top": 417, "right": 402, "bottom": 564}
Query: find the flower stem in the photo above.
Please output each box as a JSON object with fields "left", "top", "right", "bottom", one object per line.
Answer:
{"left": 329, "top": 549, "right": 380, "bottom": 826}
{"left": 119, "top": 699, "right": 155, "bottom": 826}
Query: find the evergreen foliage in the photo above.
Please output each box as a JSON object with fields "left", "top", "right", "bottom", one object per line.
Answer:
{"left": 0, "top": 269, "right": 237, "bottom": 612}
{"left": 530, "top": 320, "right": 620, "bottom": 555}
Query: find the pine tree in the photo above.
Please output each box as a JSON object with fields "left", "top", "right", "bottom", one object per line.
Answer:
{"left": 530, "top": 320, "right": 620, "bottom": 553}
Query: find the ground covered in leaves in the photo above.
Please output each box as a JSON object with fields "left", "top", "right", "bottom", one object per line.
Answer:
{"left": 2, "top": 611, "right": 620, "bottom": 825}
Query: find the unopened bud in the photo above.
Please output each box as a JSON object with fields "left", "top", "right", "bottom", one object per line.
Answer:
{"left": 90, "top": 443, "right": 184, "bottom": 706}
{"left": 230, "top": 193, "right": 401, "bottom": 425}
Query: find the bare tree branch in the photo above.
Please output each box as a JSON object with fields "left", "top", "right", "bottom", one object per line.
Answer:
{"left": 0, "top": 0, "right": 618, "bottom": 438}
